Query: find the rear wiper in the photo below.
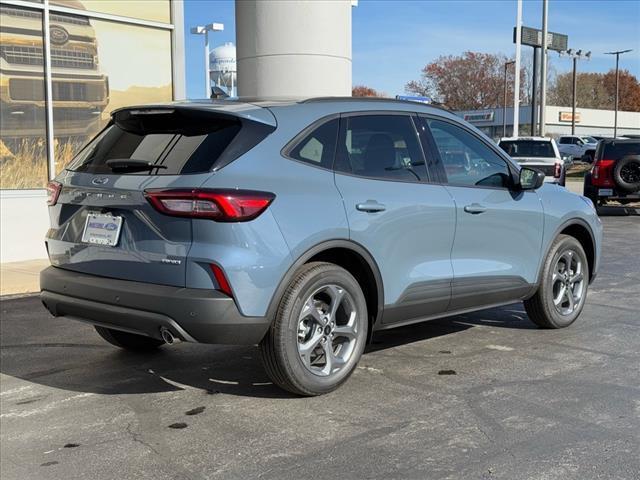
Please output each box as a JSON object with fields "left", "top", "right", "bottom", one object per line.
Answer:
{"left": 105, "top": 159, "right": 167, "bottom": 172}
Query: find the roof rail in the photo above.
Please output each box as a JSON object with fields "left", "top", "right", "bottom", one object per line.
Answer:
{"left": 299, "top": 96, "right": 452, "bottom": 112}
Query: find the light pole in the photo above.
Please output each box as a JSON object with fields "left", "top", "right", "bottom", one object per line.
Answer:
{"left": 503, "top": 60, "right": 515, "bottom": 137}
{"left": 191, "top": 23, "right": 224, "bottom": 98}
{"left": 561, "top": 49, "right": 591, "bottom": 135}
{"left": 539, "top": 0, "right": 549, "bottom": 136}
{"left": 605, "top": 49, "right": 632, "bottom": 138}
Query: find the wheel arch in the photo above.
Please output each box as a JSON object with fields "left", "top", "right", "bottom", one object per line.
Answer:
{"left": 265, "top": 240, "right": 384, "bottom": 340}
{"left": 538, "top": 219, "right": 596, "bottom": 286}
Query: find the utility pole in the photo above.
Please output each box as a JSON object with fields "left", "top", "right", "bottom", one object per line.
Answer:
{"left": 539, "top": 0, "right": 548, "bottom": 136}
{"left": 562, "top": 49, "right": 591, "bottom": 135}
{"left": 503, "top": 61, "right": 515, "bottom": 137}
{"left": 605, "top": 49, "right": 632, "bottom": 138}
{"left": 191, "top": 23, "right": 225, "bottom": 98}
{"left": 530, "top": 47, "right": 539, "bottom": 136}
{"left": 513, "top": 0, "right": 522, "bottom": 137}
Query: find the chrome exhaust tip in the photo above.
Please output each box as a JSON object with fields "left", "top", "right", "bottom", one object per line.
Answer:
{"left": 160, "top": 327, "right": 176, "bottom": 345}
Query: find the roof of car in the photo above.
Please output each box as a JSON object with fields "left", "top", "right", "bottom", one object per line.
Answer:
{"left": 499, "top": 137, "right": 552, "bottom": 142}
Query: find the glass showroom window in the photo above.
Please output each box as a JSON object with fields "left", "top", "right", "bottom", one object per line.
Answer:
{"left": 49, "top": 17, "right": 173, "bottom": 173}
{"left": 0, "top": 5, "right": 48, "bottom": 189}
{"left": 50, "top": 0, "right": 171, "bottom": 24}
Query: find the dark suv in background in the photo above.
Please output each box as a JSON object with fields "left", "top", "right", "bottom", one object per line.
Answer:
{"left": 583, "top": 138, "right": 640, "bottom": 206}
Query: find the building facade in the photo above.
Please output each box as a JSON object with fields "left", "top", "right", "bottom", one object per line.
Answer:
{"left": 456, "top": 105, "right": 640, "bottom": 141}
{"left": 0, "top": 0, "right": 185, "bottom": 262}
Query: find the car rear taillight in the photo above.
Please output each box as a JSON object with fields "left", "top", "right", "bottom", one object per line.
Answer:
{"left": 144, "top": 189, "right": 275, "bottom": 222}
{"left": 591, "top": 159, "right": 615, "bottom": 187}
{"left": 46, "top": 181, "right": 62, "bottom": 206}
{"left": 554, "top": 162, "right": 562, "bottom": 178}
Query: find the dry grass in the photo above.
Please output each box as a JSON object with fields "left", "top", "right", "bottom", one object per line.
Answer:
{"left": 0, "top": 137, "right": 84, "bottom": 189}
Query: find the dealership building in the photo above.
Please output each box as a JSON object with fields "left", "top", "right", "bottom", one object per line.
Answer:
{"left": 456, "top": 105, "right": 640, "bottom": 140}
{"left": 0, "top": 0, "right": 185, "bottom": 263}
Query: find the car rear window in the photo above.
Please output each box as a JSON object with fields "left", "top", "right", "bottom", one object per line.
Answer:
{"left": 499, "top": 140, "right": 555, "bottom": 158}
{"left": 601, "top": 141, "right": 640, "bottom": 161}
{"left": 66, "top": 108, "right": 264, "bottom": 175}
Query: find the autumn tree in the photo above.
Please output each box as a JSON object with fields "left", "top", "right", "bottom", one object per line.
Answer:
{"left": 603, "top": 69, "right": 640, "bottom": 112}
{"left": 548, "top": 69, "right": 640, "bottom": 112}
{"left": 405, "top": 51, "right": 529, "bottom": 110}
{"left": 352, "top": 85, "right": 385, "bottom": 97}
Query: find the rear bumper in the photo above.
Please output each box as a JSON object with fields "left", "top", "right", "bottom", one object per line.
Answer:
{"left": 40, "top": 266, "right": 271, "bottom": 345}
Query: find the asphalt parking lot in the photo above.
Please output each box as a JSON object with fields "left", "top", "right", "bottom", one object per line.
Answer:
{"left": 1, "top": 214, "right": 639, "bottom": 480}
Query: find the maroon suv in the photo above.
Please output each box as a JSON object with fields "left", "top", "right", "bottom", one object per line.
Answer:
{"left": 583, "top": 138, "right": 640, "bottom": 206}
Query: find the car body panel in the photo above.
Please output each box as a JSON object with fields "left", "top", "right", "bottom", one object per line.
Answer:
{"left": 42, "top": 98, "right": 603, "bottom": 345}
{"left": 443, "top": 185, "right": 544, "bottom": 310}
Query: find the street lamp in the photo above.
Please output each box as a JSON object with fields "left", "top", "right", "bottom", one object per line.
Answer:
{"left": 191, "top": 22, "right": 224, "bottom": 98}
{"left": 605, "top": 49, "right": 632, "bottom": 138}
{"left": 560, "top": 49, "right": 591, "bottom": 135}
{"left": 503, "top": 60, "right": 515, "bottom": 137}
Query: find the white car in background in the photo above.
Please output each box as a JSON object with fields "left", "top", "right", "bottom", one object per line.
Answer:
{"left": 498, "top": 137, "right": 566, "bottom": 186}
{"left": 557, "top": 135, "right": 598, "bottom": 162}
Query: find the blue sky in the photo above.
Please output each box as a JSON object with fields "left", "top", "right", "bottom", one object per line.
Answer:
{"left": 183, "top": 0, "right": 640, "bottom": 99}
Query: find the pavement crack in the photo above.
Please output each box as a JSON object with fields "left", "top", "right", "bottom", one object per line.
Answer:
{"left": 125, "top": 422, "right": 159, "bottom": 455}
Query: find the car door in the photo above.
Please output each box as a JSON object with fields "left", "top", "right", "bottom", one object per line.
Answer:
{"left": 420, "top": 116, "right": 544, "bottom": 311}
{"left": 333, "top": 113, "right": 456, "bottom": 325}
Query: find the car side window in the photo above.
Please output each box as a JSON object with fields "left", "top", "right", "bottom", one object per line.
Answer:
{"left": 559, "top": 137, "right": 569, "bottom": 144}
{"left": 288, "top": 118, "right": 339, "bottom": 169}
{"left": 427, "top": 119, "right": 511, "bottom": 188}
{"left": 335, "top": 115, "right": 427, "bottom": 182}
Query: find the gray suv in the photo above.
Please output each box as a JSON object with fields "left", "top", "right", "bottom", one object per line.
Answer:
{"left": 41, "top": 98, "right": 603, "bottom": 396}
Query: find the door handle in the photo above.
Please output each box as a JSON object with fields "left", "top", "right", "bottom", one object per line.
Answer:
{"left": 356, "top": 201, "right": 386, "bottom": 213}
{"left": 463, "top": 203, "right": 487, "bottom": 214}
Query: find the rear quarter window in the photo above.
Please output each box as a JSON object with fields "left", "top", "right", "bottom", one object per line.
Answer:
{"left": 602, "top": 141, "right": 640, "bottom": 161}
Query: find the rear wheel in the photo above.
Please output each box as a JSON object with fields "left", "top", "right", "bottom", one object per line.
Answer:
{"left": 95, "top": 326, "right": 164, "bottom": 352}
{"left": 259, "top": 262, "right": 368, "bottom": 396}
{"left": 524, "top": 235, "right": 589, "bottom": 329}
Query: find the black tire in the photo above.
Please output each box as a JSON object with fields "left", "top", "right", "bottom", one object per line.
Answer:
{"left": 613, "top": 155, "right": 640, "bottom": 193}
{"left": 524, "top": 235, "right": 589, "bottom": 329}
{"left": 582, "top": 150, "right": 595, "bottom": 163}
{"left": 259, "top": 262, "right": 368, "bottom": 396}
{"left": 95, "top": 326, "right": 164, "bottom": 352}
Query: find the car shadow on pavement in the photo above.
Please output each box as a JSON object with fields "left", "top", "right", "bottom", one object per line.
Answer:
{"left": 1, "top": 298, "right": 533, "bottom": 399}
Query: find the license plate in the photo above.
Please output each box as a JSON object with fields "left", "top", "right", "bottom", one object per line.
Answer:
{"left": 82, "top": 213, "right": 123, "bottom": 246}
{"left": 598, "top": 189, "right": 613, "bottom": 196}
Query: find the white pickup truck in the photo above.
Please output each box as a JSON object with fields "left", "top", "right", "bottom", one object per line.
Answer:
{"left": 557, "top": 135, "right": 598, "bottom": 162}
{"left": 498, "top": 137, "right": 566, "bottom": 186}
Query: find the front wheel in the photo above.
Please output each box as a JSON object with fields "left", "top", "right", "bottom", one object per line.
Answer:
{"left": 524, "top": 235, "right": 589, "bottom": 329}
{"left": 259, "top": 262, "right": 368, "bottom": 396}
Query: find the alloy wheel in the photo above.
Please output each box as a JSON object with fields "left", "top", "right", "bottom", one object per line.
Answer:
{"left": 550, "top": 249, "right": 586, "bottom": 316}
{"left": 296, "top": 284, "right": 360, "bottom": 377}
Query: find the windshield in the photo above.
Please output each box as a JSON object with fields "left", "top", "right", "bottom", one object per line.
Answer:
{"left": 499, "top": 140, "right": 555, "bottom": 158}
{"left": 581, "top": 136, "right": 597, "bottom": 144}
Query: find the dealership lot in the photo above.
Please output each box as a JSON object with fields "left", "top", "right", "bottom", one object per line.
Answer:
{"left": 1, "top": 215, "right": 638, "bottom": 480}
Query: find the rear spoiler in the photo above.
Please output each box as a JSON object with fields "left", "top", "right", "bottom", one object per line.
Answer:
{"left": 111, "top": 102, "right": 277, "bottom": 135}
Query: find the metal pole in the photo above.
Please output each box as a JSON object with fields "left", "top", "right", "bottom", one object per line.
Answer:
{"left": 503, "top": 63, "right": 508, "bottom": 137}
{"left": 531, "top": 47, "right": 539, "bottom": 136}
{"left": 204, "top": 30, "right": 210, "bottom": 98}
{"left": 539, "top": 0, "right": 548, "bottom": 136}
{"left": 513, "top": 0, "right": 522, "bottom": 138}
{"left": 614, "top": 53, "right": 619, "bottom": 138}
{"left": 571, "top": 56, "right": 577, "bottom": 135}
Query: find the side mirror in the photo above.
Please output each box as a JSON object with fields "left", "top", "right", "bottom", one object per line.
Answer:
{"left": 576, "top": 140, "right": 584, "bottom": 146}
{"left": 519, "top": 167, "right": 545, "bottom": 190}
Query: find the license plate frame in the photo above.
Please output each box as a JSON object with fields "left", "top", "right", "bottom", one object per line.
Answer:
{"left": 598, "top": 188, "right": 614, "bottom": 196}
{"left": 81, "top": 213, "right": 123, "bottom": 247}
